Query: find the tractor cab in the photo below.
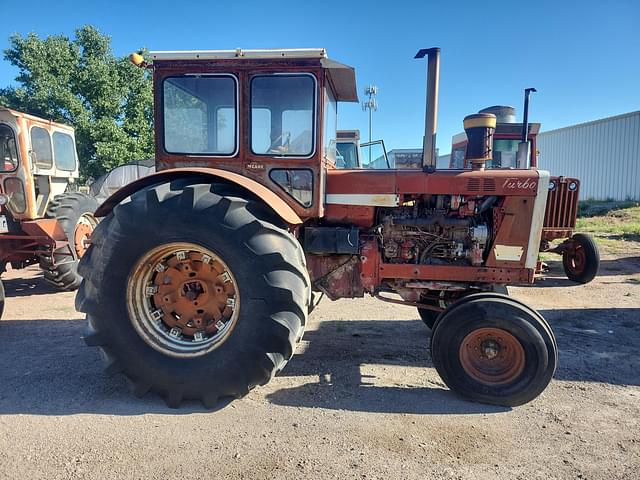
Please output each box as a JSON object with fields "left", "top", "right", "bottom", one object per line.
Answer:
{"left": 0, "top": 108, "right": 81, "bottom": 220}
{"left": 0, "top": 108, "right": 98, "bottom": 315}
{"left": 335, "top": 129, "right": 390, "bottom": 169}
{"left": 135, "top": 48, "right": 360, "bottom": 220}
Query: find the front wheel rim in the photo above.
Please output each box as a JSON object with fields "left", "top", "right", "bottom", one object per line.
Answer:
{"left": 127, "top": 242, "right": 240, "bottom": 358}
{"left": 74, "top": 213, "right": 98, "bottom": 258}
{"left": 459, "top": 327, "right": 525, "bottom": 385}
{"left": 566, "top": 246, "right": 586, "bottom": 275}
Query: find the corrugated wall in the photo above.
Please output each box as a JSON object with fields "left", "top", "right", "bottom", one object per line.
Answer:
{"left": 537, "top": 111, "right": 640, "bottom": 200}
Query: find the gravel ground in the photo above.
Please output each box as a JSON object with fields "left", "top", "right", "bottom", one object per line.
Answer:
{"left": 0, "top": 246, "right": 638, "bottom": 479}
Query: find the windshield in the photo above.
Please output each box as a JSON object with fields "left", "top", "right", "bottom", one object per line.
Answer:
{"left": 0, "top": 124, "right": 18, "bottom": 172}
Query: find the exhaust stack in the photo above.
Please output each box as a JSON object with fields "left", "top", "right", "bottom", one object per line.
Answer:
{"left": 415, "top": 48, "right": 441, "bottom": 172}
{"left": 516, "top": 87, "right": 536, "bottom": 168}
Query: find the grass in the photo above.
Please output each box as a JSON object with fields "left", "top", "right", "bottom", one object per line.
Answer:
{"left": 573, "top": 201, "right": 640, "bottom": 253}
{"left": 576, "top": 203, "right": 640, "bottom": 238}
{"left": 577, "top": 199, "right": 639, "bottom": 218}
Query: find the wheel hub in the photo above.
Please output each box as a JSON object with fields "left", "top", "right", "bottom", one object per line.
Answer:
{"left": 127, "top": 243, "right": 239, "bottom": 358}
{"left": 182, "top": 280, "right": 205, "bottom": 301}
{"left": 481, "top": 339, "right": 500, "bottom": 359}
{"left": 459, "top": 327, "right": 525, "bottom": 386}
{"left": 566, "top": 246, "right": 586, "bottom": 274}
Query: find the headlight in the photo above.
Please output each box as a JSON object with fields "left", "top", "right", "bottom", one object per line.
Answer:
{"left": 548, "top": 181, "right": 557, "bottom": 191}
{"left": 568, "top": 182, "right": 578, "bottom": 191}
{"left": 3, "top": 178, "right": 26, "bottom": 213}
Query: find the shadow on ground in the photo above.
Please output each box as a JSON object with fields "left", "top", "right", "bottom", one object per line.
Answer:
{"left": 0, "top": 305, "right": 638, "bottom": 416}
{"left": 266, "top": 307, "right": 640, "bottom": 411}
{"left": 2, "top": 274, "right": 60, "bottom": 297}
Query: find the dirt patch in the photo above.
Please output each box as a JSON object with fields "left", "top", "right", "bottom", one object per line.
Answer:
{"left": 0, "top": 245, "right": 638, "bottom": 479}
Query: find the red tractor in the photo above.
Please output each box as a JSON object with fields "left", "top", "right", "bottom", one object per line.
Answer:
{"left": 450, "top": 100, "right": 600, "bottom": 284}
{"left": 78, "top": 48, "right": 557, "bottom": 408}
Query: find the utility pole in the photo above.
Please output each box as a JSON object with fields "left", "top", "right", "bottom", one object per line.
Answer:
{"left": 362, "top": 85, "right": 378, "bottom": 165}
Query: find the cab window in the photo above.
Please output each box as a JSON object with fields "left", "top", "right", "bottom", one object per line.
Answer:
{"left": 52, "top": 132, "right": 77, "bottom": 171}
{"left": 163, "top": 75, "right": 237, "bottom": 155}
{"left": 490, "top": 139, "right": 520, "bottom": 168}
{"left": 0, "top": 124, "right": 19, "bottom": 172}
{"left": 450, "top": 146, "right": 465, "bottom": 169}
{"left": 31, "top": 126, "right": 53, "bottom": 168}
{"left": 251, "top": 74, "right": 315, "bottom": 157}
{"left": 323, "top": 87, "right": 337, "bottom": 162}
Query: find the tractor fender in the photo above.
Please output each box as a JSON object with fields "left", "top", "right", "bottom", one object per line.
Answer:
{"left": 94, "top": 167, "right": 303, "bottom": 226}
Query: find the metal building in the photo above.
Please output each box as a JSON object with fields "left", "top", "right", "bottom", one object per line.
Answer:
{"left": 537, "top": 111, "right": 640, "bottom": 201}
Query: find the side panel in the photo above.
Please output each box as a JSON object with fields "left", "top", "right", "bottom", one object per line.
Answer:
{"left": 323, "top": 204, "right": 375, "bottom": 227}
{"left": 484, "top": 196, "right": 535, "bottom": 268}
{"left": 325, "top": 168, "right": 541, "bottom": 198}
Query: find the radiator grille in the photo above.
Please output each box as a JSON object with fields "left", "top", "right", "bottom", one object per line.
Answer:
{"left": 467, "top": 178, "right": 481, "bottom": 192}
{"left": 483, "top": 178, "right": 496, "bottom": 192}
{"left": 544, "top": 177, "right": 579, "bottom": 229}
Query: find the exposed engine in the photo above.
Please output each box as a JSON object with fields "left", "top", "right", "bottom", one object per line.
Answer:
{"left": 378, "top": 195, "right": 495, "bottom": 267}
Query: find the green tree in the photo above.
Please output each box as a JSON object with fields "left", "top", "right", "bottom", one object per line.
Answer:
{"left": 0, "top": 25, "right": 154, "bottom": 179}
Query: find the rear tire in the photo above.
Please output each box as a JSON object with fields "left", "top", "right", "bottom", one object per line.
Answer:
{"left": 562, "top": 233, "right": 599, "bottom": 284}
{"left": 0, "top": 279, "right": 4, "bottom": 320}
{"left": 430, "top": 295, "right": 556, "bottom": 406}
{"left": 39, "top": 192, "right": 98, "bottom": 291}
{"left": 76, "top": 181, "right": 310, "bottom": 408}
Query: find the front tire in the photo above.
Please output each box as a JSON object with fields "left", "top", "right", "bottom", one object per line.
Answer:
{"left": 418, "top": 285, "right": 509, "bottom": 330}
{"left": 430, "top": 294, "right": 556, "bottom": 406}
{"left": 76, "top": 181, "right": 310, "bottom": 408}
{"left": 562, "top": 233, "right": 599, "bottom": 284}
{"left": 39, "top": 192, "right": 98, "bottom": 291}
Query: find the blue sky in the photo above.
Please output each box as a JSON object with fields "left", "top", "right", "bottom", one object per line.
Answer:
{"left": 1, "top": 0, "right": 638, "bottom": 154}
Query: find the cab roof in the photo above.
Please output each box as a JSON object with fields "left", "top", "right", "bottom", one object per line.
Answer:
{"left": 149, "top": 48, "right": 359, "bottom": 103}
{"left": 0, "top": 107, "right": 74, "bottom": 131}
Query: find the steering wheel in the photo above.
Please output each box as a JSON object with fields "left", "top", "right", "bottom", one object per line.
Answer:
{"left": 268, "top": 132, "right": 291, "bottom": 154}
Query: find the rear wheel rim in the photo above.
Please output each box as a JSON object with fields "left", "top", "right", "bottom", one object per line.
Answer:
{"left": 459, "top": 327, "right": 525, "bottom": 385}
{"left": 127, "top": 242, "right": 240, "bottom": 358}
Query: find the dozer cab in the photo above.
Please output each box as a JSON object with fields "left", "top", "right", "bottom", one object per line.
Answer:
{"left": 0, "top": 108, "right": 98, "bottom": 317}
{"left": 450, "top": 101, "right": 600, "bottom": 284}
{"left": 78, "top": 48, "right": 557, "bottom": 409}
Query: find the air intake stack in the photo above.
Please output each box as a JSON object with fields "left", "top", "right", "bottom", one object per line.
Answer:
{"left": 463, "top": 113, "right": 496, "bottom": 171}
